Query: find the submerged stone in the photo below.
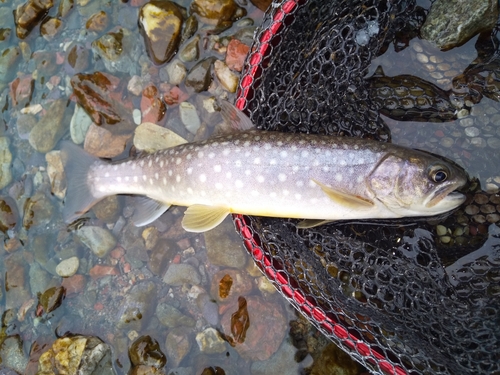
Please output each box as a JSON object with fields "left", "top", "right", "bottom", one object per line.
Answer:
{"left": 14, "top": 0, "right": 54, "bottom": 39}
{"left": 129, "top": 335, "right": 166, "bottom": 368}
{"left": 0, "top": 137, "right": 12, "bottom": 189}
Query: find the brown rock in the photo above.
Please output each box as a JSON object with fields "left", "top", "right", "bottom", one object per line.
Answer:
{"left": 139, "top": 1, "right": 184, "bottom": 65}
{"left": 45, "top": 150, "right": 66, "bottom": 200}
{"left": 29, "top": 99, "right": 71, "bottom": 153}
{"left": 0, "top": 196, "right": 19, "bottom": 235}
{"left": 225, "top": 39, "right": 249, "bottom": 72}
{"left": 190, "top": 0, "right": 243, "bottom": 26}
{"left": 89, "top": 265, "right": 119, "bottom": 279}
{"left": 14, "top": 0, "right": 54, "bottom": 39}
{"left": 141, "top": 84, "right": 166, "bottom": 123}
{"left": 220, "top": 296, "right": 286, "bottom": 361}
{"left": 86, "top": 10, "right": 108, "bottom": 32}
{"left": 61, "top": 274, "right": 86, "bottom": 295}
{"left": 40, "top": 17, "right": 63, "bottom": 41}
{"left": 92, "top": 195, "right": 121, "bottom": 223}
{"left": 84, "top": 122, "right": 131, "bottom": 158}
{"left": 9, "top": 74, "right": 34, "bottom": 107}
{"left": 147, "top": 239, "right": 180, "bottom": 276}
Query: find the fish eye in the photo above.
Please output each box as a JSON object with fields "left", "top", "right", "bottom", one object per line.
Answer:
{"left": 431, "top": 169, "right": 448, "bottom": 183}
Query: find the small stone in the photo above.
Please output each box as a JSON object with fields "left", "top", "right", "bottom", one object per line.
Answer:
{"left": 165, "top": 328, "right": 191, "bottom": 367}
{"left": 179, "top": 102, "right": 201, "bottom": 134}
{"left": 210, "top": 269, "right": 253, "bottom": 304}
{"left": 92, "top": 196, "right": 120, "bottom": 223}
{"left": 166, "top": 60, "right": 187, "bottom": 86}
{"left": 204, "top": 217, "right": 247, "bottom": 268}
{"left": 225, "top": 39, "right": 250, "bottom": 72}
{"left": 65, "top": 43, "right": 90, "bottom": 75}
{"left": 214, "top": 60, "right": 239, "bottom": 92}
{"left": 436, "top": 225, "right": 448, "bottom": 236}
{"left": 45, "top": 150, "right": 66, "bottom": 200}
{"left": 190, "top": 0, "right": 242, "bottom": 26}
{"left": 249, "top": 0, "right": 272, "bottom": 11}
{"left": 163, "top": 263, "right": 201, "bottom": 286}
{"left": 139, "top": 1, "right": 184, "bottom": 65}
{"left": 116, "top": 281, "right": 157, "bottom": 330}
{"left": 84, "top": 123, "right": 132, "bottom": 158}
{"left": 89, "top": 265, "right": 119, "bottom": 279}
{"left": 9, "top": 74, "right": 34, "bottom": 107}
{"left": 141, "top": 84, "right": 166, "bottom": 123}
{"left": 56, "top": 256, "right": 79, "bottom": 277}
{"left": 464, "top": 126, "right": 480, "bottom": 137}
{"left": 14, "top": 0, "right": 54, "bottom": 39}
{"left": 0, "top": 47, "right": 21, "bottom": 83}
{"left": 29, "top": 99, "right": 71, "bottom": 153}
{"left": 185, "top": 57, "right": 215, "bottom": 93}
{"left": 129, "top": 335, "right": 166, "bottom": 368}
{"left": 61, "top": 274, "right": 86, "bottom": 295}
{"left": 195, "top": 327, "right": 226, "bottom": 354}
{"left": 0, "top": 137, "right": 13, "bottom": 189}
{"left": 76, "top": 226, "right": 117, "bottom": 258}
{"left": 128, "top": 75, "right": 144, "bottom": 96}
{"left": 70, "top": 104, "right": 93, "bottom": 144}
{"left": 142, "top": 227, "right": 159, "bottom": 250}
{"left": 23, "top": 191, "right": 54, "bottom": 230}
{"left": 147, "top": 239, "right": 180, "bottom": 276}
{"left": 40, "top": 17, "right": 63, "bottom": 41}
{"left": 92, "top": 27, "right": 137, "bottom": 75}
{"left": 37, "top": 286, "right": 66, "bottom": 316}
{"left": 256, "top": 276, "right": 276, "bottom": 294}
{"left": 134, "top": 122, "right": 187, "bottom": 153}
{"left": 487, "top": 137, "right": 500, "bottom": 149}
{"left": 86, "top": 10, "right": 108, "bottom": 31}
{"left": 156, "top": 303, "right": 196, "bottom": 328}
{"left": 179, "top": 35, "right": 200, "bottom": 63}
{"left": 0, "top": 335, "right": 28, "bottom": 374}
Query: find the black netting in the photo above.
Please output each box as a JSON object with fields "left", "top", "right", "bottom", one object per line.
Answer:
{"left": 233, "top": 1, "right": 500, "bottom": 374}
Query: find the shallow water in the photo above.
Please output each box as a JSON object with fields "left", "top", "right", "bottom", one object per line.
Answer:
{"left": 0, "top": 0, "right": 499, "bottom": 374}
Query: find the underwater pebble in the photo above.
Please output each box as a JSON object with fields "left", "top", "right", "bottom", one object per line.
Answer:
{"left": 464, "top": 126, "right": 480, "bottom": 137}
{"left": 29, "top": 99, "right": 71, "bottom": 153}
{"left": 134, "top": 122, "right": 187, "bottom": 153}
{"left": 70, "top": 104, "right": 93, "bottom": 145}
{"left": 204, "top": 217, "right": 247, "bottom": 268}
{"left": 128, "top": 75, "right": 144, "bottom": 96}
{"left": 156, "top": 303, "right": 195, "bottom": 328}
{"left": 179, "top": 35, "right": 200, "bottom": 62}
{"left": 214, "top": 60, "right": 239, "bottom": 92}
{"left": 0, "top": 335, "right": 28, "bottom": 374}
{"left": 166, "top": 60, "right": 187, "bottom": 86}
{"left": 195, "top": 327, "right": 226, "bottom": 354}
{"left": 129, "top": 335, "right": 166, "bottom": 368}
{"left": 179, "top": 102, "right": 201, "bottom": 134}
{"left": 185, "top": 57, "right": 216, "bottom": 92}
{"left": 76, "top": 226, "right": 117, "bottom": 258}
{"left": 56, "top": 256, "right": 79, "bottom": 277}
{"left": 0, "top": 137, "right": 13, "bottom": 189}
{"left": 133, "top": 109, "right": 142, "bottom": 125}
{"left": 45, "top": 150, "right": 66, "bottom": 200}
{"left": 165, "top": 328, "right": 191, "bottom": 368}
{"left": 163, "top": 263, "right": 201, "bottom": 286}
{"left": 0, "top": 47, "right": 21, "bottom": 84}
{"left": 117, "top": 281, "right": 157, "bottom": 330}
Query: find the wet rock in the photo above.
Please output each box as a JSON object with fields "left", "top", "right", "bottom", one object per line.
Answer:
{"left": 166, "top": 60, "right": 187, "bottom": 85}
{"left": 65, "top": 43, "right": 90, "bottom": 75}
{"left": 185, "top": 57, "right": 215, "bottom": 92}
{"left": 84, "top": 123, "right": 132, "bottom": 158}
{"left": 40, "top": 16, "right": 63, "bottom": 40}
{"left": 9, "top": 74, "right": 34, "bottom": 107}
{"left": 179, "top": 35, "right": 200, "bottom": 62}
{"left": 204, "top": 217, "right": 247, "bottom": 268}
{"left": 156, "top": 302, "right": 196, "bottom": 328}
{"left": 92, "top": 196, "right": 120, "bottom": 223}
{"left": 165, "top": 328, "right": 191, "bottom": 367}
{"left": 23, "top": 191, "right": 54, "bottom": 230}
{"left": 129, "top": 365, "right": 165, "bottom": 375}
{"left": 37, "top": 335, "right": 116, "bottom": 375}
{"left": 45, "top": 150, "right": 66, "bottom": 200}
{"left": 225, "top": 39, "right": 249, "bottom": 72}
{"left": 139, "top": 0, "right": 184, "bottom": 65}
{"left": 14, "top": 0, "right": 54, "bottom": 39}
{"left": 29, "top": 99, "right": 71, "bottom": 153}
{"left": 179, "top": 102, "right": 201, "bottom": 134}
{"left": 147, "top": 239, "right": 181, "bottom": 276}
{"left": 142, "top": 227, "right": 158, "bottom": 250}
{"left": 70, "top": 104, "right": 93, "bottom": 144}
{"left": 71, "top": 72, "right": 134, "bottom": 127}
{"left": 0, "top": 335, "right": 28, "bottom": 374}
{"left": 92, "top": 27, "right": 137, "bottom": 75}
{"left": 33, "top": 50, "right": 58, "bottom": 78}
{"left": 214, "top": 60, "right": 238, "bottom": 92}
{"left": 196, "top": 327, "right": 226, "bottom": 354}
{"left": 129, "top": 335, "right": 166, "bottom": 368}
{"left": 163, "top": 263, "right": 201, "bottom": 286}
{"left": 141, "top": 84, "right": 166, "bottom": 123}
{"left": 191, "top": 0, "right": 244, "bottom": 27}
{"left": 58, "top": 0, "right": 74, "bottom": 17}
{"left": 198, "top": 293, "right": 219, "bottom": 326}
{"left": 220, "top": 296, "right": 286, "bottom": 361}
{"left": 5, "top": 253, "right": 30, "bottom": 310}
{"left": 134, "top": 122, "right": 187, "bottom": 153}
{"left": 128, "top": 75, "right": 144, "bottom": 96}
{"left": 200, "top": 367, "right": 226, "bottom": 375}
{"left": 210, "top": 269, "right": 253, "bottom": 304}
{"left": 76, "top": 226, "right": 117, "bottom": 258}
{"left": 56, "top": 256, "right": 79, "bottom": 277}
{"left": 181, "top": 14, "right": 198, "bottom": 43}
{"left": 89, "top": 264, "right": 119, "bottom": 279}
{"left": 0, "top": 47, "right": 21, "bottom": 83}
{"left": 0, "top": 196, "right": 19, "bottom": 234}
{"left": 250, "top": 0, "right": 272, "bottom": 12}
{"left": 86, "top": 10, "right": 108, "bottom": 32}
{"left": 37, "top": 286, "right": 66, "bottom": 316}
{"left": 61, "top": 274, "right": 86, "bottom": 295}
{"left": 421, "top": 0, "right": 498, "bottom": 50}
{"left": 0, "top": 137, "right": 12, "bottom": 189}
{"left": 117, "top": 280, "right": 157, "bottom": 330}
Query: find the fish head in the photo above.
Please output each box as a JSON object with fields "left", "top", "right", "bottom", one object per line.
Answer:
{"left": 368, "top": 150, "right": 468, "bottom": 217}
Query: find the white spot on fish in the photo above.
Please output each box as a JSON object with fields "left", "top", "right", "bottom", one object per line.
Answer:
{"left": 312, "top": 159, "right": 320, "bottom": 167}
{"left": 133, "top": 176, "right": 138, "bottom": 182}
{"left": 187, "top": 168, "right": 193, "bottom": 175}
{"left": 280, "top": 150, "right": 287, "bottom": 158}
{"left": 322, "top": 166, "right": 330, "bottom": 172}
{"left": 104, "top": 172, "right": 110, "bottom": 178}
{"left": 254, "top": 136, "right": 261, "bottom": 141}
{"left": 132, "top": 164, "right": 136, "bottom": 170}
{"left": 291, "top": 145, "right": 297, "bottom": 151}
{"left": 160, "top": 160, "right": 164, "bottom": 168}
{"left": 223, "top": 149, "right": 230, "bottom": 156}
{"left": 186, "top": 154, "right": 192, "bottom": 160}
{"left": 257, "top": 175, "right": 265, "bottom": 183}
{"left": 124, "top": 176, "right": 129, "bottom": 182}
{"left": 226, "top": 172, "right": 232, "bottom": 179}
{"left": 335, "top": 173, "right": 343, "bottom": 182}
{"left": 149, "top": 178, "right": 154, "bottom": 185}
{"left": 245, "top": 151, "right": 251, "bottom": 157}
{"left": 176, "top": 175, "right": 181, "bottom": 183}
{"left": 270, "top": 192, "right": 277, "bottom": 198}
{"left": 235, "top": 160, "right": 242, "bottom": 167}
{"left": 200, "top": 191, "right": 206, "bottom": 196}
{"left": 270, "top": 159, "right": 277, "bottom": 165}
{"left": 283, "top": 189, "right": 290, "bottom": 196}
{"left": 198, "top": 151, "right": 204, "bottom": 158}
{"left": 140, "top": 160, "right": 145, "bottom": 167}
{"left": 357, "top": 175, "right": 364, "bottom": 183}
{"left": 295, "top": 193, "right": 302, "bottom": 200}
{"left": 116, "top": 177, "right": 121, "bottom": 182}
{"left": 169, "top": 149, "right": 175, "bottom": 155}
{"left": 245, "top": 169, "right": 251, "bottom": 176}
{"left": 277, "top": 141, "right": 283, "bottom": 146}
{"left": 215, "top": 183, "right": 223, "bottom": 190}
{"left": 235, "top": 180, "right": 244, "bottom": 188}
{"left": 155, "top": 173, "right": 159, "bottom": 180}
{"left": 214, "top": 165, "right": 222, "bottom": 173}
{"left": 208, "top": 152, "right": 215, "bottom": 159}
{"left": 292, "top": 165, "right": 299, "bottom": 172}
{"left": 301, "top": 150, "right": 309, "bottom": 158}
{"left": 168, "top": 170, "right": 173, "bottom": 176}
{"left": 163, "top": 177, "right": 167, "bottom": 185}
{"left": 187, "top": 187, "right": 193, "bottom": 194}
{"left": 264, "top": 143, "right": 271, "bottom": 150}
{"left": 340, "top": 159, "right": 347, "bottom": 166}
{"left": 148, "top": 160, "right": 152, "bottom": 167}
{"left": 113, "top": 165, "right": 118, "bottom": 171}
{"left": 199, "top": 174, "right": 206, "bottom": 182}
{"left": 296, "top": 180, "right": 303, "bottom": 187}
{"left": 142, "top": 175, "right": 147, "bottom": 182}
{"left": 251, "top": 190, "right": 259, "bottom": 196}
{"left": 171, "top": 186, "right": 176, "bottom": 192}
{"left": 99, "top": 186, "right": 106, "bottom": 192}
{"left": 176, "top": 158, "right": 182, "bottom": 165}
{"left": 309, "top": 180, "right": 316, "bottom": 188}
{"left": 244, "top": 141, "right": 250, "bottom": 147}
{"left": 253, "top": 157, "right": 261, "bottom": 164}
{"left": 278, "top": 173, "right": 287, "bottom": 182}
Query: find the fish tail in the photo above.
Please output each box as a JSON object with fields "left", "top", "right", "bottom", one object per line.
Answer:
{"left": 60, "top": 141, "right": 105, "bottom": 223}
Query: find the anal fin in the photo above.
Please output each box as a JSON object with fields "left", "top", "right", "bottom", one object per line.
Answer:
{"left": 182, "top": 205, "right": 230, "bottom": 233}
{"left": 132, "top": 197, "right": 171, "bottom": 227}
{"left": 312, "top": 179, "right": 374, "bottom": 208}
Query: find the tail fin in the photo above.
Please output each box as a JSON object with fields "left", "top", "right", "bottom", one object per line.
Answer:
{"left": 60, "top": 141, "right": 105, "bottom": 223}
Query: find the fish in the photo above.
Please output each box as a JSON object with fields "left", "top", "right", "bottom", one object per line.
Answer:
{"left": 61, "top": 103, "right": 468, "bottom": 233}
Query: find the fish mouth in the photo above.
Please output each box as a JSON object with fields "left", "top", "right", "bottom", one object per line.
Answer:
{"left": 426, "top": 184, "right": 466, "bottom": 209}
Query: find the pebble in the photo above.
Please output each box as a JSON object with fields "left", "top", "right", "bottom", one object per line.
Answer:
{"left": 163, "top": 263, "right": 201, "bottom": 286}
{"left": 185, "top": 57, "right": 216, "bottom": 93}
{"left": 225, "top": 39, "right": 250, "bottom": 72}
{"left": 23, "top": 191, "right": 54, "bottom": 230}
{"left": 204, "top": 217, "right": 247, "bottom": 268}
{"left": 179, "top": 35, "right": 200, "bottom": 62}
{"left": 195, "top": 327, "right": 226, "bottom": 354}
{"left": 70, "top": 104, "right": 93, "bottom": 144}
{"left": 116, "top": 281, "right": 157, "bottom": 330}
{"left": 129, "top": 335, "right": 166, "bottom": 368}
{"left": 76, "top": 226, "right": 117, "bottom": 258}
{"left": 0, "top": 335, "right": 28, "bottom": 374}
{"left": 464, "top": 126, "right": 480, "bottom": 137}
{"left": 179, "top": 102, "right": 201, "bottom": 134}
{"left": 84, "top": 123, "right": 132, "bottom": 158}
{"left": 91, "top": 27, "right": 137, "bottom": 75}
{"left": 134, "top": 122, "right": 187, "bottom": 153}
{"left": 0, "top": 137, "right": 13, "bottom": 189}
{"left": 92, "top": 196, "right": 121, "bottom": 223}
{"left": 56, "top": 256, "right": 80, "bottom": 277}
{"left": 45, "top": 150, "right": 66, "bottom": 200}
{"left": 165, "top": 328, "right": 191, "bottom": 368}
{"left": 214, "top": 60, "right": 239, "bottom": 92}
{"left": 141, "top": 84, "right": 166, "bottom": 123}
{"left": 29, "top": 99, "right": 71, "bottom": 153}
{"left": 191, "top": 0, "right": 242, "bottom": 26}
{"left": 61, "top": 274, "right": 86, "bottom": 295}
{"left": 156, "top": 302, "right": 196, "bottom": 328}
{"left": 0, "top": 196, "right": 19, "bottom": 235}
{"left": 128, "top": 75, "right": 144, "bottom": 96}
{"left": 147, "top": 239, "right": 181, "bottom": 276}
{"left": 166, "top": 60, "right": 187, "bottom": 86}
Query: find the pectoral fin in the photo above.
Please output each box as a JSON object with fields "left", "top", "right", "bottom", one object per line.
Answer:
{"left": 296, "top": 219, "right": 333, "bottom": 229}
{"left": 312, "top": 179, "right": 374, "bottom": 208}
{"left": 182, "top": 205, "right": 230, "bottom": 232}
{"left": 132, "top": 197, "right": 171, "bottom": 226}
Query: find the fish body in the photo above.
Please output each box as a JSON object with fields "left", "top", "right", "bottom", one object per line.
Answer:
{"left": 62, "top": 127, "right": 467, "bottom": 232}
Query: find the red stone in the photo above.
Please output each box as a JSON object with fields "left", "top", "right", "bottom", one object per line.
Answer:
{"left": 163, "top": 86, "right": 189, "bottom": 106}
{"left": 123, "top": 262, "right": 131, "bottom": 273}
{"left": 10, "top": 75, "right": 34, "bottom": 107}
{"left": 141, "top": 84, "right": 166, "bottom": 123}
{"left": 225, "top": 39, "right": 250, "bottom": 72}
{"left": 89, "top": 265, "right": 119, "bottom": 279}
{"left": 172, "top": 254, "right": 181, "bottom": 264}
{"left": 94, "top": 302, "right": 104, "bottom": 310}
{"left": 62, "top": 274, "right": 86, "bottom": 295}
{"left": 111, "top": 247, "right": 125, "bottom": 259}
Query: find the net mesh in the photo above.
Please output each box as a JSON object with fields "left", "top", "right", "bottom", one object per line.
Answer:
{"left": 233, "top": 1, "right": 500, "bottom": 374}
